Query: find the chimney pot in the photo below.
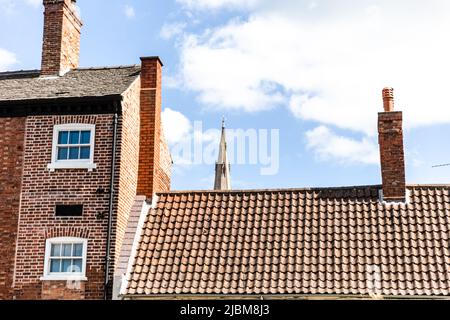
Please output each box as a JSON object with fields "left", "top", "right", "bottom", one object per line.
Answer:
{"left": 382, "top": 87, "right": 394, "bottom": 112}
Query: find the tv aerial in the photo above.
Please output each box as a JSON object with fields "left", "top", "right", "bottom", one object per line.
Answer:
{"left": 432, "top": 163, "right": 450, "bottom": 168}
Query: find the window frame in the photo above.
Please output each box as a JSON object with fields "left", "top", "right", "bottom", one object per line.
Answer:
{"left": 47, "top": 124, "right": 97, "bottom": 171}
{"left": 41, "top": 237, "right": 88, "bottom": 281}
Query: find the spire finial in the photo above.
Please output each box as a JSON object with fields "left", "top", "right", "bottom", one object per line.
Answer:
{"left": 221, "top": 116, "right": 226, "bottom": 129}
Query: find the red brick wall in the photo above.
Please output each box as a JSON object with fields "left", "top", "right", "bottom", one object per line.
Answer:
{"left": 114, "top": 79, "right": 141, "bottom": 272}
{"left": 137, "top": 57, "right": 171, "bottom": 199}
{"left": 42, "top": 280, "right": 85, "bottom": 300}
{"left": 0, "top": 117, "right": 26, "bottom": 300}
{"left": 41, "top": 0, "right": 82, "bottom": 75}
{"left": 158, "top": 125, "right": 172, "bottom": 193}
{"left": 378, "top": 111, "right": 406, "bottom": 201}
{"left": 12, "top": 115, "right": 114, "bottom": 300}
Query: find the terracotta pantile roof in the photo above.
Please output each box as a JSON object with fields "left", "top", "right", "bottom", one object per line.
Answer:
{"left": 124, "top": 185, "right": 450, "bottom": 297}
{"left": 0, "top": 65, "right": 141, "bottom": 102}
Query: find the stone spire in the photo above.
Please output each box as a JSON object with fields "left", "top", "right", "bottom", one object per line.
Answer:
{"left": 214, "top": 118, "right": 231, "bottom": 190}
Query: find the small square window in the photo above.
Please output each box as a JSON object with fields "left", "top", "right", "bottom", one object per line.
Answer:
{"left": 56, "top": 130, "right": 91, "bottom": 160}
{"left": 48, "top": 124, "right": 97, "bottom": 171}
{"left": 42, "top": 237, "right": 87, "bottom": 281}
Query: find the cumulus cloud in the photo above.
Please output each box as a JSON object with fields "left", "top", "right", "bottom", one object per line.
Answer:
{"left": 124, "top": 5, "right": 135, "bottom": 19}
{"left": 305, "top": 126, "right": 379, "bottom": 165}
{"left": 160, "top": 22, "right": 186, "bottom": 40}
{"left": 179, "top": 31, "right": 286, "bottom": 112}
{"left": 0, "top": 48, "right": 18, "bottom": 71}
{"left": 177, "top": 0, "right": 261, "bottom": 10}
{"left": 174, "top": 0, "right": 450, "bottom": 136}
{"left": 0, "top": 0, "right": 14, "bottom": 14}
{"left": 25, "top": 0, "right": 40, "bottom": 7}
{"left": 161, "top": 108, "right": 192, "bottom": 145}
{"left": 169, "top": 0, "right": 450, "bottom": 164}
{"left": 1, "top": 0, "right": 41, "bottom": 13}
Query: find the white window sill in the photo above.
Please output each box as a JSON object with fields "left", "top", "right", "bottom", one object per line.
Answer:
{"left": 40, "top": 275, "right": 88, "bottom": 281}
{"left": 47, "top": 162, "right": 97, "bottom": 172}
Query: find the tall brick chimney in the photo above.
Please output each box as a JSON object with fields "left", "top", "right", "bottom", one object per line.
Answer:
{"left": 378, "top": 87, "right": 406, "bottom": 202}
{"left": 137, "top": 57, "right": 172, "bottom": 199}
{"left": 41, "top": 0, "right": 82, "bottom": 76}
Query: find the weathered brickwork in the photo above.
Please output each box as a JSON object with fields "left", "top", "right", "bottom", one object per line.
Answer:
{"left": 0, "top": 117, "right": 26, "bottom": 300}
{"left": 41, "top": 0, "right": 82, "bottom": 76}
{"left": 41, "top": 280, "right": 85, "bottom": 300}
{"left": 158, "top": 126, "right": 172, "bottom": 194}
{"left": 378, "top": 111, "right": 406, "bottom": 201}
{"left": 13, "top": 114, "right": 115, "bottom": 300}
{"left": 137, "top": 57, "right": 171, "bottom": 199}
{"left": 114, "top": 79, "right": 141, "bottom": 271}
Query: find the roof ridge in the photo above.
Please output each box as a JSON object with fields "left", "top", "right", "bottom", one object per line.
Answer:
{"left": 73, "top": 64, "right": 141, "bottom": 71}
{"left": 158, "top": 185, "right": 383, "bottom": 195}
{"left": 0, "top": 65, "right": 140, "bottom": 77}
{"left": 157, "top": 184, "right": 450, "bottom": 195}
{"left": 0, "top": 69, "right": 40, "bottom": 76}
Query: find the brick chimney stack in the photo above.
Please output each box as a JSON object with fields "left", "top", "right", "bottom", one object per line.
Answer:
{"left": 378, "top": 87, "right": 406, "bottom": 202}
{"left": 137, "top": 57, "right": 172, "bottom": 199}
{"left": 41, "top": 0, "right": 82, "bottom": 76}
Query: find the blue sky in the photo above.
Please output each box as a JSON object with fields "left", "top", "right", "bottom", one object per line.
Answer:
{"left": 1, "top": 0, "right": 449, "bottom": 190}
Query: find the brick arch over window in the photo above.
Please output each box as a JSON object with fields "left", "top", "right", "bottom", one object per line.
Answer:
{"left": 44, "top": 227, "right": 90, "bottom": 239}
{"left": 53, "top": 115, "right": 97, "bottom": 125}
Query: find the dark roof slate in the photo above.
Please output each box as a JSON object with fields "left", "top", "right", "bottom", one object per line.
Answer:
{"left": 0, "top": 65, "right": 141, "bottom": 102}
{"left": 125, "top": 185, "right": 450, "bottom": 297}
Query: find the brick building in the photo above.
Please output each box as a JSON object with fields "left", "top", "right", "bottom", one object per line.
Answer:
{"left": 1, "top": 0, "right": 449, "bottom": 301}
{"left": 0, "top": 0, "right": 171, "bottom": 299}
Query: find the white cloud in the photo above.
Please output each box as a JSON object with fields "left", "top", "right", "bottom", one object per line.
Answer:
{"left": 0, "top": 0, "right": 15, "bottom": 14}
{"left": 305, "top": 126, "right": 379, "bottom": 165}
{"left": 177, "top": 0, "right": 261, "bottom": 10}
{"left": 0, "top": 48, "right": 18, "bottom": 71}
{"left": 24, "top": 0, "right": 40, "bottom": 7}
{"left": 160, "top": 22, "right": 186, "bottom": 40}
{"left": 174, "top": 0, "right": 450, "bottom": 136}
{"left": 1, "top": 0, "right": 41, "bottom": 13}
{"left": 161, "top": 108, "right": 192, "bottom": 145}
{"left": 179, "top": 31, "right": 286, "bottom": 112}
{"left": 124, "top": 5, "right": 135, "bottom": 19}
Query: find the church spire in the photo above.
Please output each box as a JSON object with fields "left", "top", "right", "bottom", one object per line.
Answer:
{"left": 214, "top": 117, "right": 231, "bottom": 190}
